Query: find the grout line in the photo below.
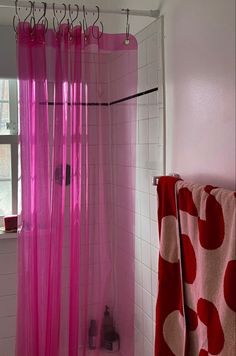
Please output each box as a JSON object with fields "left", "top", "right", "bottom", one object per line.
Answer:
{"left": 0, "top": 336, "right": 16, "bottom": 340}
{"left": 0, "top": 314, "right": 16, "bottom": 319}
{"left": 0, "top": 294, "right": 16, "bottom": 298}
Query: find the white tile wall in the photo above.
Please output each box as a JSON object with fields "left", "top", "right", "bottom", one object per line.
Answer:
{"left": 134, "top": 19, "right": 164, "bottom": 356}
{"left": 110, "top": 19, "right": 163, "bottom": 356}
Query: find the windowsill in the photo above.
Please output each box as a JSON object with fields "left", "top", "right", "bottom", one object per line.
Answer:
{"left": 0, "top": 230, "right": 17, "bottom": 240}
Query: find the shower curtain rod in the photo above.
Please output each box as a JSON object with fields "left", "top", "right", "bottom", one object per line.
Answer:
{"left": 0, "top": 0, "right": 160, "bottom": 18}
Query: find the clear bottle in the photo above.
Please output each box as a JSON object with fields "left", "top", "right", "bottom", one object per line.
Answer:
{"left": 103, "top": 306, "right": 114, "bottom": 334}
{"left": 89, "top": 319, "right": 97, "bottom": 350}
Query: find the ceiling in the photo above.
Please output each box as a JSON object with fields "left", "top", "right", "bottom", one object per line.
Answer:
{"left": 0, "top": 0, "right": 162, "bottom": 34}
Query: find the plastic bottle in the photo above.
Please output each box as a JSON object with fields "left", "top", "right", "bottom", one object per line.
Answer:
{"left": 102, "top": 306, "right": 120, "bottom": 352}
{"left": 89, "top": 319, "right": 97, "bottom": 350}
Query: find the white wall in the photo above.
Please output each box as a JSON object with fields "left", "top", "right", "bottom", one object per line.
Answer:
{"left": 161, "top": 0, "right": 235, "bottom": 190}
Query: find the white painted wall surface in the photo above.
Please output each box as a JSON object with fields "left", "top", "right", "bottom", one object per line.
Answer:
{"left": 161, "top": 0, "right": 235, "bottom": 190}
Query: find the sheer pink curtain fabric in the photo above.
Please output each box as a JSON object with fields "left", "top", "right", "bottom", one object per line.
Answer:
{"left": 16, "top": 23, "right": 51, "bottom": 356}
{"left": 16, "top": 23, "right": 137, "bottom": 356}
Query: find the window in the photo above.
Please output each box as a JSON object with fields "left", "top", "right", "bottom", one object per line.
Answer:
{"left": 0, "top": 79, "right": 18, "bottom": 227}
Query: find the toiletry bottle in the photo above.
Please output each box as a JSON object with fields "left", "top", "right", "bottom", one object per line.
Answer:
{"left": 89, "top": 319, "right": 97, "bottom": 350}
{"left": 104, "top": 306, "right": 114, "bottom": 333}
{"left": 101, "top": 306, "right": 114, "bottom": 349}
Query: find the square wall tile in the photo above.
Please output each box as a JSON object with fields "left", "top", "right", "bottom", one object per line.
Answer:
{"left": 137, "top": 94, "right": 149, "bottom": 120}
{"left": 147, "top": 62, "right": 158, "bottom": 89}
{"left": 151, "top": 272, "right": 158, "bottom": 300}
{"left": 140, "top": 215, "right": 150, "bottom": 243}
{"left": 150, "top": 219, "right": 159, "bottom": 248}
{"left": 135, "top": 237, "right": 142, "bottom": 262}
{"left": 138, "top": 40, "right": 147, "bottom": 68}
{"left": 138, "top": 66, "right": 148, "bottom": 93}
{"left": 140, "top": 192, "right": 150, "bottom": 218}
{"left": 135, "top": 260, "right": 143, "bottom": 286}
{"left": 151, "top": 246, "right": 158, "bottom": 273}
{"left": 147, "top": 34, "right": 159, "bottom": 64}
{"left": 141, "top": 240, "right": 151, "bottom": 268}
{"left": 143, "top": 337, "right": 154, "bottom": 356}
{"left": 138, "top": 120, "right": 149, "bottom": 144}
{"left": 134, "top": 327, "right": 144, "bottom": 356}
{"left": 135, "top": 305, "right": 144, "bottom": 333}
{"left": 142, "top": 289, "right": 152, "bottom": 318}
{"left": 142, "top": 265, "right": 152, "bottom": 293}
{"left": 149, "top": 118, "right": 159, "bottom": 144}
{"left": 136, "top": 144, "right": 149, "bottom": 169}
{"left": 0, "top": 337, "right": 15, "bottom": 356}
{"left": 135, "top": 283, "right": 143, "bottom": 309}
{"left": 143, "top": 313, "right": 153, "bottom": 343}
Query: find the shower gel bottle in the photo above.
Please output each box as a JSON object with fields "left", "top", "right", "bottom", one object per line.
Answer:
{"left": 89, "top": 320, "right": 97, "bottom": 350}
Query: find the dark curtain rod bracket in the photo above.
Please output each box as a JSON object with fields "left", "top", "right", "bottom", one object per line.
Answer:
{"left": 43, "top": 87, "right": 158, "bottom": 107}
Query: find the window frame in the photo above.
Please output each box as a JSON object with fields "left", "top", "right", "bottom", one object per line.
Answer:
{"left": 0, "top": 79, "right": 18, "bottom": 227}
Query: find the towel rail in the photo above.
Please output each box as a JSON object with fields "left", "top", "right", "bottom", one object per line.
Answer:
{"left": 152, "top": 173, "right": 181, "bottom": 186}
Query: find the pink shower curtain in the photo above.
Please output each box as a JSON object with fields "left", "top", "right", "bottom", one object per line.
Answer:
{"left": 16, "top": 22, "right": 137, "bottom": 356}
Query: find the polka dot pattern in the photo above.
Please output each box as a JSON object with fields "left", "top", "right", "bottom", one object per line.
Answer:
{"left": 185, "top": 305, "right": 198, "bottom": 331}
{"left": 198, "top": 193, "right": 225, "bottom": 249}
{"left": 155, "top": 177, "right": 236, "bottom": 356}
{"left": 204, "top": 185, "right": 218, "bottom": 194}
{"left": 181, "top": 234, "right": 197, "bottom": 284}
{"left": 197, "top": 298, "right": 224, "bottom": 354}
{"left": 224, "top": 260, "right": 236, "bottom": 312}
{"left": 178, "top": 187, "right": 198, "bottom": 216}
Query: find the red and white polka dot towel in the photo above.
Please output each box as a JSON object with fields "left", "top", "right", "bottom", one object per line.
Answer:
{"left": 155, "top": 176, "right": 236, "bottom": 356}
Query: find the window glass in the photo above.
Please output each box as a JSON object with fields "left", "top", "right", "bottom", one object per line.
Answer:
{"left": 0, "top": 79, "right": 10, "bottom": 135}
{"left": 0, "top": 79, "right": 18, "bottom": 226}
{"left": 0, "top": 80, "right": 9, "bottom": 100}
{"left": 18, "top": 145, "right": 21, "bottom": 214}
{"left": 0, "top": 144, "right": 12, "bottom": 216}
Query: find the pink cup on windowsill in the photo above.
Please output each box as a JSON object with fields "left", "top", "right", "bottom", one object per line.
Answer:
{"left": 4, "top": 215, "right": 18, "bottom": 232}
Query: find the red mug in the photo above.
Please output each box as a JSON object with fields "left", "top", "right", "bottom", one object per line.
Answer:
{"left": 4, "top": 215, "right": 18, "bottom": 232}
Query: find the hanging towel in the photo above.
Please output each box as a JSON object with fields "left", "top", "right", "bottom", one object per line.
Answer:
{"left": 155, "top": 176, "right": 236, "bottom": 356}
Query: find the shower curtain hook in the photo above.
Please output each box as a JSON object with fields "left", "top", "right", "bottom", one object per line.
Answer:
{"left": 68, "top": 4, "right": 81, "bottom": 37}
{"left": 82, "top": 5, "right": 88, "bottom": 41}
{"left": 124, "top": 8, "right": 130, "bottom": 45}
{"left": 30, "top": 1, "right": 36, "bottom": 34}
{"left": 92, "top": 6, "right": 103, "bottom": 40}
{"left": 69, "top": 4, "right": 79, "bottom": 28}
{"left": 52, "top": 3, "right": 59, "bottom": 32}
{"left": 37, "top": 2, "right": 48, "bottom": 32}
{"left": 23, "top": 1, "right": 34, "bottom": 34}
{"left": 52, "top": 3, "right": 66, "bottom": 34}
{"left": 13, "top": 0, "right": 20, "bottom": 34}
{"left": 52, "top": 3, "right": 67, "bottom": 34}
{"left": 59, "top": 3, "right": 67, "bottom": 26}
